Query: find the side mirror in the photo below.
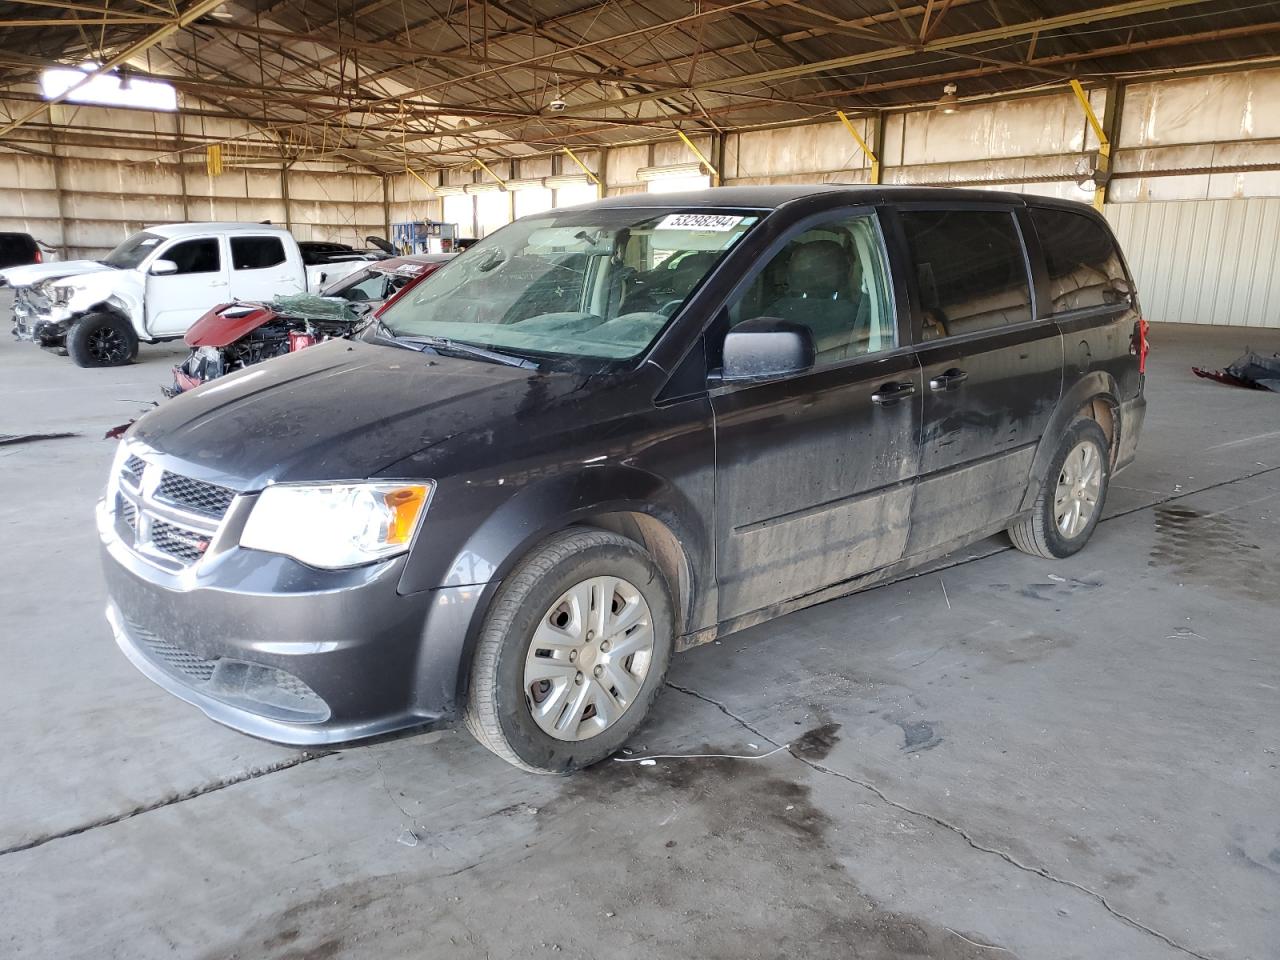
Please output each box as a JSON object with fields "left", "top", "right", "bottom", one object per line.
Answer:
{"left": 713, "top": 317, "right": 815, "bottom": 385}
{"left": 150, "top": 259, "right": 178, "bottom": 276}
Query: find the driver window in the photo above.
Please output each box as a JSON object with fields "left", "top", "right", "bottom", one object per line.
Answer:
{"left": 162, "top": 238, "right": 221, "bottom": 275}
{"left": 727, "top": 213, "right": 894, "bottom": 366}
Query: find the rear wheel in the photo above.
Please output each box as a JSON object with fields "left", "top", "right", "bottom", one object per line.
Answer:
{"left": 1009, "top": 418, "right": 1111, "bottom": 559}
{"left": 67, "top": 312, "right": 138, "bottom": 368}
{"left": 464, "top": 528, "right": 674, "bottom": 773}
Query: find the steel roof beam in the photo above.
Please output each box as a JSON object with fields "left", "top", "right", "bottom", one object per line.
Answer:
{"left": 0, "top": 0, "right": 227, "bottom": 139}
{"left": 436, "top": 0, "right": 1219, "bottom": 134}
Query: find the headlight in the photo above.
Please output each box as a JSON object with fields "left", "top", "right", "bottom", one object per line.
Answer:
{"left": 239, "top": 481, "right": 433, "bottom": 569}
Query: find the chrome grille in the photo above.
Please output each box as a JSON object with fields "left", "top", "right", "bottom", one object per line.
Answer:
{"left": 113, "top": 449, "right": 237, "bottom": 571}
{"left": 123, "top": 454, "right": 147, "bottom": 486}
{"left": 149, "top": 519, "right": 209, "bottom": 565}
{"left": 156, "top": 473, "right": 236, "bottom": 519}
{"left": 115, "top": 494, "right": 138, "bottom": 543}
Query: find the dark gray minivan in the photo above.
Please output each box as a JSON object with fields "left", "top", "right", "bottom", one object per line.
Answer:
{"left": 99, "top": 186, "right": 1147, "bottom": 772}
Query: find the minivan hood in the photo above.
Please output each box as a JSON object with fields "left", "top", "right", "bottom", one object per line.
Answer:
{"left": 0, "top": 259, "right": 108, "bottom": 287}
{"left": 131, "top": 338, "right": 584, "bottom": 486}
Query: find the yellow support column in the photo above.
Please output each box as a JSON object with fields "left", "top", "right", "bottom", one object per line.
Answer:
{"left": 403, "top": 165, "right": 438, "bottom": 194}
{"left": 472, "top": 157, "right": 508, "bottom": 189}
{"left": 836, "top": 111, "right": 879, "bottom": 184}
{"left": 1070, "top": 79, "right": 1110, "bottom": 212}
{"left": 562, "top": 146, "right": 603, "bottom": 199}
{"left": 676, "top": 130, "right": 720, "bottom": 187}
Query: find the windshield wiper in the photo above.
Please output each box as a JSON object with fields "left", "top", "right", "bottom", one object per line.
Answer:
{"left": 399, "top": 336, "right": 538, "bottom": 369}
{"left": 360, "top": 316, "right": 426, "bottom": 352}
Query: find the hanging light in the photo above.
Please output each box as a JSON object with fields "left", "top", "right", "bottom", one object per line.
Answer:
{"left": 548, "top": 75, "right": 567, "bottom": 112}
{"left": 936, "top": 83, "right": 959, "bottom": 114}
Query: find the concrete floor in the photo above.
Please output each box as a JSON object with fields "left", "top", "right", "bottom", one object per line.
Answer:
{"left": 1, "top": 298, "right": 1278, "bottom": 960}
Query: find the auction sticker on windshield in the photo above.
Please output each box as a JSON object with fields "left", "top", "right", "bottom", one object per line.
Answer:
{"left": 655, "top": 213, "right": 744, "bottom": 232}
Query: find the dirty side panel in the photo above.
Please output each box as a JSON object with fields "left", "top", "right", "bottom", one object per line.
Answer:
{"left": 712, "top": 350, "right": 922, "bottom": 621}
{"left": 907, "top": 323, "right": 1062, "bottom": 555}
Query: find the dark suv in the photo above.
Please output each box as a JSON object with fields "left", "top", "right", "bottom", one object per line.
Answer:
{"left": 99, "top": 186, "right": 1147, "bottom": 772}
{"left": 0, "top": 232, "right": 43, "bottom": 269}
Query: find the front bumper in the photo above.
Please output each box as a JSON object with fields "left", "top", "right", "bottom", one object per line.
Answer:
{"left": 12, "top": 297, "right": 71, "bottom": 343}
{"left": 98, "top": 499, "right": 489, "bottom": 746}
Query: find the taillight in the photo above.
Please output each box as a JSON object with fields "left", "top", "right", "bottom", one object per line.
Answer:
{"left": 1132, "top": 317, "right": 1150, "bottom": 374}
{"left": 33, "top": 247, "right": 42, "bottom": 264}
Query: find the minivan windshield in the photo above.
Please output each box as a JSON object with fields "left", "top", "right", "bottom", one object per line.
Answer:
{"left": 102, "top": 231, "right": 164, "bottom": 269}
{"left": 377, "top": 207, "right": 760, "bottom": 360}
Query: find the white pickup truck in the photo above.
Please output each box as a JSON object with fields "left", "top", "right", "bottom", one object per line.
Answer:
{"left": 1, "top": 222, "right": 374, "bottom": 367}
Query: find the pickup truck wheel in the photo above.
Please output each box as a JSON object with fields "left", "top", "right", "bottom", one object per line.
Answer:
{"left": 464, "top": 528, "right": 674, "bottom": 773}
{"left": 1009, "top": 418, "right": 1111, "bottom": 559}
{"left": 67, "top": 313, "right": 138, "bottom": 368}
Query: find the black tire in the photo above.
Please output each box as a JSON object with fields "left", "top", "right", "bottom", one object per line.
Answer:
{"left": 67, "top": 312, "right": 139, "bottom": 368}
{"left": 464, "top": 527, "right": 675, "bottom": 773}
{"left": 1009, "top": 418, "right": 1111, "bottom": 560}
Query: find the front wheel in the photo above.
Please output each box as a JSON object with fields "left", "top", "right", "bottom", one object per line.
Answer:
{"left": 464, "top": 528, "right": 674, "bottom": 773}
{"left": 1009, "top": 418, "right": 1111, "bottom": 559}
{"left": 66, "top": 313, "right": 139, "bottom": 368}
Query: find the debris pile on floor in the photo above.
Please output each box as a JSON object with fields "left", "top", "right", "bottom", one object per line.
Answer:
{"left": 0, "top": 432, "right": 76, "bottom": 446}
{"left": 1192, "top": 350, "right": 1280, "bottom": 391}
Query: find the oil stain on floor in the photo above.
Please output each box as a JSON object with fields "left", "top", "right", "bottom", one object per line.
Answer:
{"left": 1149, "top": 505, "right": 1280, "bottom": 604}
{"left": 208, "top": 725, "right": 1014, "bottom": 960}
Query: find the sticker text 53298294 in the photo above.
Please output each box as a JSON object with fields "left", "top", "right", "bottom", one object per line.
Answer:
{"left": 655, "top": 213, "right": 744, "bottom": 232}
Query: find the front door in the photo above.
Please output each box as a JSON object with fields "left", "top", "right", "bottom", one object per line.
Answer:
{"left": 892, "top": 206, "right": 1062, "bottom": 556}
{"left": 146, "top": 236, "right": 228, "bottom": 336}
{"left": 711, "top": 209, "right": 922, "bottom": 622}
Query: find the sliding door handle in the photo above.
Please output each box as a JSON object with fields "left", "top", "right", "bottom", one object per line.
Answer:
{"left": 871, "top": 380, "right": 917, "bottom": 406}
{"left": 929, "top": 368, "right": 968, "bottom": 391}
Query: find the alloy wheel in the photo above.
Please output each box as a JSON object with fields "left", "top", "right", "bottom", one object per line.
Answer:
{"left": 523, "top": 575, "right": 655, "bottom": 742}
{"left": 88, "top": 325, "right": 129, "bottom": 364}
{"left": 1054, "top": 440, "right": 1102, "bottom": 538}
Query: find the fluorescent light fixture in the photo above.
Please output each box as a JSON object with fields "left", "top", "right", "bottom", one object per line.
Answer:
{"left": 637, "top": 161, "right": 705, "bottom": 182}
{"left": 544, "top": 174, "right": 590, "bottom": 188}
{"left": 505, "top": 178, "right": 548, "bottom": 192}
{"left": 41, "top": 66, "right": 176, "bottom": 111}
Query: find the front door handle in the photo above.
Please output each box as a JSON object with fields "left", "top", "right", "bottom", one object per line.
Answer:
{"left": 929, "top": 368, "right": 968, "bottom": 391}
{"left": 871, "top": 380, "right": 917, "bottom": 405}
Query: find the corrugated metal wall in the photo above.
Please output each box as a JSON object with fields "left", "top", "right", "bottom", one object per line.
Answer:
{"left": 1106, "top": 199, "right": 1280, "bottom": 327}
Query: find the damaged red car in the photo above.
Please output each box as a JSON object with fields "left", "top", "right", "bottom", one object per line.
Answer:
{"left": 168, "top": 253, "right": 454, "bottom": 395}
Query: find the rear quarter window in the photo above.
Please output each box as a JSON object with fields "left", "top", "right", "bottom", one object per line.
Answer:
{"left": 1031, "top": 207, "right": 1130, "bottom": 314}
{"left": 231, "top": 236, "right": 287, "bottom": 270}
{"left": 901, "top": 209, "right": 1032, "bottom": 340}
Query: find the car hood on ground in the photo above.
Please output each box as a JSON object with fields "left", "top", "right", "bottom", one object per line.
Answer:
{"left": 0, "top": 260, "right": 110, "bottom": 288}
{"left": 131, "top": 338, "right": 587, "bottom": 487}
